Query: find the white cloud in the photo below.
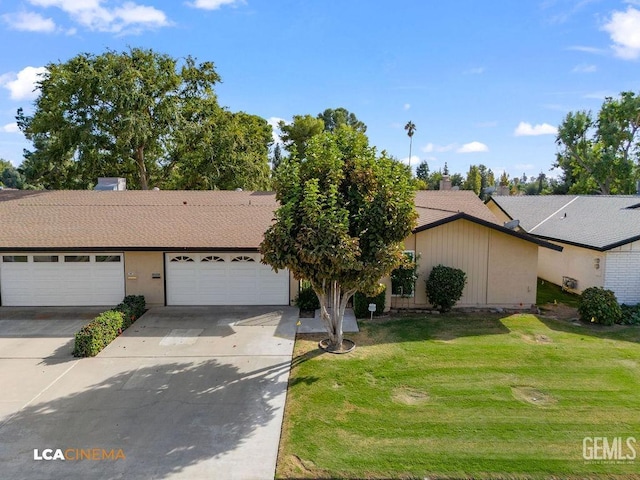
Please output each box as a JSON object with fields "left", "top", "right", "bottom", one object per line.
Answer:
{"left": 398, "top": 155, "right": 420, "bottom": 169}
{"left": 267, "top": 116, "right": 286, "bottom": 144}
{"left": 421, "top": 142, "right": 455, "bottom": 153}
{"left": 602, "top": 7, "right": 640, "bottom": 59}
{"left": 403, "top": 103, "right": 411, "bottom": 110}
{"left": 515, "top": 163, "right": 535, "bottom": 172}
{"left": 1, "top": 123, "right": 20, "bottom": 133}
{"left": 2, "top": 11, "right": 56, "bottom": 32}
{"left": 0, "top": 66, "right": 47, "bottom": 100}
{"left": 464, "top": 67, "right": 485, "bottom": 75}
{"left": 583, "top": 90, "right": 617, "bottom": 99}
{"left": 514, "top": 122, "right": 557, "bottom": 136}
{"left": 571, "top": 63, "right": 597, "bottom": 73}
{"left": 566, "top": 45, "right": 607, "bottom": 55}
{"left": 188, "top": 0, "right": 244, "bottom": 10}
{"left": 457, "top": 141, "right": 488, "bottom": 153}
{"left": 24, "top": 0, "right": 170, "bottom": 34}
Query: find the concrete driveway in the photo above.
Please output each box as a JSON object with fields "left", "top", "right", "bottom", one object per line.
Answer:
{"left": 0, "top": 306, "right": 297, "bottom": 480}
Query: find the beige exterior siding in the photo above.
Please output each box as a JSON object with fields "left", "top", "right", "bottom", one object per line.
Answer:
{"left": 486, "top": 230, "right": 537, "bottom": 305}
{"left": 537, "top": 242, "right": 604, "bottom": 294}
{"left": 486, "top": 200, "right": 512, "bottom": 225}
{"left": 289, "top": 271, "right": 298, "bottom": 306}
{"left": 124, "top": 252, "right": 165, "bottom": 306}
{"left": 391, "top": 219, "right": 538, "bottom": 309}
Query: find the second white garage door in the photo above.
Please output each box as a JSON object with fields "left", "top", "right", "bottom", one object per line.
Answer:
{"left": 165, "top": 253, "right": 289, "bottom": 305}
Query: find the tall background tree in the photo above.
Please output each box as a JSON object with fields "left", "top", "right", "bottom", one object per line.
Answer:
{"left": 17, "top": 47, "right": 272, "bottom": 190}
{"left": 277, "top": 107, "right": 366, "bottom": 162}
{"left": 404, "top": 120, "right": 416, "bottom": 170}
{"left": 317, "top": 107, "right": 367, "bottom": 133}
{"left": 261, "top": 126, "right": 417, "bottom": 350}
{"left": 554, "top": 91, "right": 640, "bottom": 195}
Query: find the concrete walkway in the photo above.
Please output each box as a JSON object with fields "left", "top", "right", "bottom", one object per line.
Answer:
{"left": 0, "top": 306, "right": 297, "bottom": 480}
{"left": 296, "top": 308, "right": 360, "bottom": 334}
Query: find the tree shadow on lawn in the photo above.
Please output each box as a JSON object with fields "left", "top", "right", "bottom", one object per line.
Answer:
{"left": 537, "top": 315, "right": 640, "bottom": 344}
{"left": 0, "top": 358, "right": 290, "bottom": 480}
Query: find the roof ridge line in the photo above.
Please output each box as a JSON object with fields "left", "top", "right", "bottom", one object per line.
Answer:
{"left": 415, "top": 205, "right": 461, "bottom": 214}
{"left": 529, "top": 196, "right": 579, "bottom": 232}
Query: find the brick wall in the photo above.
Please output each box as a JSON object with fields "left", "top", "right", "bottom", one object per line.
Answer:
{"left": 604, "top": 250, "right": 640, "bottom": 305}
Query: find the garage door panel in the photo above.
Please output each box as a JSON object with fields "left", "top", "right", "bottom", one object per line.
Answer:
{"left": 166, "top": 253, "right": 288, "bottom": 305}
{"left": 0, "top": 253, "right": 124, "bottom": 307}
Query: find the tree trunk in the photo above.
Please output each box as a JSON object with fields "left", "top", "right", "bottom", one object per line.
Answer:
{"left": 136, "top": 146, "right": 149, "bottom": 190}
{"left": 315, "top": 281, "right": 356, "bottom": 350}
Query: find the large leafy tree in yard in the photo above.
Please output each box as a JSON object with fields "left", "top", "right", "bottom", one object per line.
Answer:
{"left": 261, "top": 126, "right": 417, "bottom": 350}
{"left": 554, "top": 91, "right": 640, "bottom": 195}
{"left": 16, "top": 48, "right": 271, "bottom": 190}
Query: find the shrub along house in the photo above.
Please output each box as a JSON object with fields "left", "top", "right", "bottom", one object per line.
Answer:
{"left": 486, "top": 195, "right": 640, "bottom": 305}
{"left": 0, "top": 188, "right": 557, "bottom": 309}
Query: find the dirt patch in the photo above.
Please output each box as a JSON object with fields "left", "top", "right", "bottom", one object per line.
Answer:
{"left": 392, "top": 387, "right": 430, "bottom": 405}
{"left": 521, "top": 333, "right": 554, "bottom": 344}
{"left": 538, "top": 303, "right": 579, "bottom": 321}
{"left": 511, "top": 386, "right": 557, "bottom": 407}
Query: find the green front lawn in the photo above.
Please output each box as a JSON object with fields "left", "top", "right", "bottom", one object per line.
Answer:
{"left": 536, "top": 278, "right": 581, "bottom": 308}
{"left": 278, "top": 313, "right": 640, "bottom": 479}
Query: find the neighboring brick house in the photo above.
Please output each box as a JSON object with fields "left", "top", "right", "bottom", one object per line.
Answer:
{"left": 487, "top": 195, "right": 640, "bottom": 305}
{"left": 1, "top": 189, "right": 557, "bottom": 309}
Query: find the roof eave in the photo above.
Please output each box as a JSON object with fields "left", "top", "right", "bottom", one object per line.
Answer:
{"left": 413, "top": 213, "right": 563, "bottom": 251}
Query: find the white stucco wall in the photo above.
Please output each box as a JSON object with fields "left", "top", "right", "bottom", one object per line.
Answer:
{"left": 537, "top": 242, "right": 605, "bottom": 294}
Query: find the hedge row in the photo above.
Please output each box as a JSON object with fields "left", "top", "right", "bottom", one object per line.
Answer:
{"left": 73, "top": 295, "right": 146, "bottom": 357}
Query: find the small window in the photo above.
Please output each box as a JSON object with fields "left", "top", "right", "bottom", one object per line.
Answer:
{"left": 34, "top": 255, "right": 59, "bottom": 263}
{"left": 170, "top": 256, "right": 194, "bottom": 262}
{"left": 96, "top": 255, "right": 121, "bottom": 263}
{"left": 2, "top": 255, "right": 28, "bottom": 263}
{"left": 65, "top": 255, "right": 90, "bottom": 263}
{"left": 391, "top": 251, "right": 417, "bottom": 297}
{"left": 202, "top": 256, "right": 225, "bottom": 262}
{"left": 231, "top": 255, "right": 255, "bottom": 262}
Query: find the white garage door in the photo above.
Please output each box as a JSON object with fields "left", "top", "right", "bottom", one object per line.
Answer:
{"left": 165, "top": 253, "right": 289, "bottom": 305}
{"left": 0, "top": 253, "right": 125, "bottom": 306}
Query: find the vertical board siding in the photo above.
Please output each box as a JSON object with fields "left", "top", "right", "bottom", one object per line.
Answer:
{"left": 414, "top": 220, "right": 489, "bottom": 306}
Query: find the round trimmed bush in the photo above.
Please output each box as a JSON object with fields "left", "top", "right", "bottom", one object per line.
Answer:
{"left": 425, "top": 264, "right": 467, "bottom": 312}
{"left": 295, "top": 284, "right": 320, "bottom": 311}
{"left": 578, "top": 287, "right": 622, "bottom": 325}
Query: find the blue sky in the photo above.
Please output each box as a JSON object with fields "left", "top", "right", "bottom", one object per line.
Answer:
{"left": 0, "top": 0, "right": 639, "bottom": 181}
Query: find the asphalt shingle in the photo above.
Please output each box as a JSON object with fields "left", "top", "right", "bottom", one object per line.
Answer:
{"left": 489, "top": 195, "right": 640, "bottom": 250}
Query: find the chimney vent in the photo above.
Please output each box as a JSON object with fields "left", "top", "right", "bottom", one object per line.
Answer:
{"left": 95, "top": 177, "right": 126, "bottom": 191}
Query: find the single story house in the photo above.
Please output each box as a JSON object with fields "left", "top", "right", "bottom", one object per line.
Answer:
{"left": 384, "top": 191, "right": 561, "bottom": 310}
{"left": 486, "top": 195, "right": 640, "bottom": 305}
{"left": 0, "top": 189, "right": 557, "bottom": 309}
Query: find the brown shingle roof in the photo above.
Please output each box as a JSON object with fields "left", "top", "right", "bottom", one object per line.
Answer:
{"left": 0, "top": 189, "right": 501, "bottom": 251}
{"left": 0, "top": 191, "right": 278, "bottom": 250}
{"left": 413, "top": 190, "right": 500, "bottom": 228}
